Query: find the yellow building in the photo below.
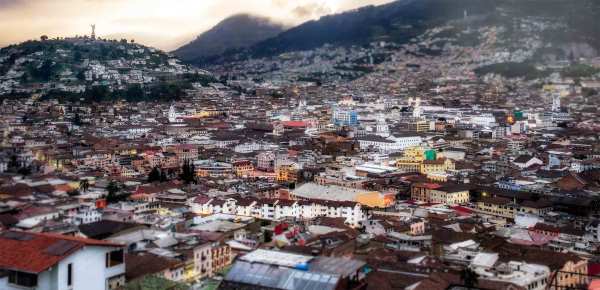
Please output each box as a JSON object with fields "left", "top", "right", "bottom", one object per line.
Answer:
{"left": 555, "top": 259, "right": 588, "bottom": 289}
{"left": 404, "top": 147, "right": 426, "bottom": 161}
{"left": 429, "top": 187, "right": 469, "bottom": 205}
{"left": 395, "top": 160, "right": 421, "bottom": 172}
{"left": 475, "top": 197, "right": 517, "bottom": 219}
{"left": 420, "top": 158, "right": 454, "bottom": 174}
{"left": 233, "top": 160, "right": 254, "bottom": 177}
{"left": 411, "top": 183, "right": 469, "bottom": 205}
{"left": 395, "top": 147, "right": 455, "bottom": 175}
{"left": 395, "top": 146, "right": 424, "bottom": 172}
{"left": 406, "top": 120, "right": 430, "bottom": 132}
{"left": 426, "top": 172, "right": 448, "bottom": 182}
{"left": 276, "top": 163, "right": 298, "bottom": 183}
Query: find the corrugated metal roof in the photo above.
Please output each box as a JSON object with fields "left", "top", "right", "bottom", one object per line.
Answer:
{"left": 225, "top": 261, "right": 339, "bottom": 290}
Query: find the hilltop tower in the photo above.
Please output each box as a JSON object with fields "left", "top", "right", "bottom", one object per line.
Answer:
{"left": 90, "top": 24, "right": 96, "bottom": 40}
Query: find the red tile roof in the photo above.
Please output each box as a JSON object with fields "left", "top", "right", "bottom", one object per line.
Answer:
{"left": 0, "top": 231, "right": 122, "bottom": 273}
{"left": 282, "top": 121, "right": 307, "bottom": 128}
{"left": 450, "top": 206, "right": 473, "bottom": 215}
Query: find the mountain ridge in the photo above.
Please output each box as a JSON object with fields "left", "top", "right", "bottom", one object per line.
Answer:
{"left": 173, "top": 13, "right": 288, "bottom": 62}
{"left": 193, "top": 0, "right": 600, "bottom": 67}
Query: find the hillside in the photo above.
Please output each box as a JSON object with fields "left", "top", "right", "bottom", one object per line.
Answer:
{"left": 0, "top": 38, "right": 214, "bottom": 101}
{"left": 173, "top": 14, "right": 287, "bottom": 62}
{"left": 197, "top": 0, "right": 600, "bottom": 66}
{"left": 196, "top": 0, "right": 496, "bottom": 65}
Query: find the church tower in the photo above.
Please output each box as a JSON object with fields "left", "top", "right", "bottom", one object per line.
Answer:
{"left": 552, "top": 94, "right": 561, "bottom": 112}
{"left": 376, "top": 114, "right": 390, "bottom": 137}
{"left": 168, "top": 105, "right": 177, "bottom": 123}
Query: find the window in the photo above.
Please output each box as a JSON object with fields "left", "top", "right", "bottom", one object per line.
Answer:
{"left": 67, "top": 263, "right": 73, "bottom": 286}
{"left": 106, "top": 249, "right": 124, "bottom": 267}
{"left": 8, "top": 271, "right": 38, "bottom": 287}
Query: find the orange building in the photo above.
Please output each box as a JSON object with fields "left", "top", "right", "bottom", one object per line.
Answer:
{"left": 356, "top": 191, "right": 396, "bottom": 208}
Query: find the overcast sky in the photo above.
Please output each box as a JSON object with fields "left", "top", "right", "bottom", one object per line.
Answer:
{"left": 0, "top": 0, "right": 393, "bottom": 51}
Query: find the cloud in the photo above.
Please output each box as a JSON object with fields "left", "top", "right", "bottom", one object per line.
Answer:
{"left": 292, "top": 3, "right": 333, "bottom": 19}
{"left": 0, "top": 0, "right": 394, "bottom": 50}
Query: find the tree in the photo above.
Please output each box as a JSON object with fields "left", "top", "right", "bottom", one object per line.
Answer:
{"left": 84, "top": 85, "right": 111, "bottom": 102}
{"left": 79, "top": 179, "right": 90, "bottom": 193}
{"left": 72, "top": 113, "right": 82, "bottom": 126}
{"left": 263, "top": 230, "right": 273, "bottom": 243}
{"left": 17, "top": 166, "right": 31, "bottom": 176}
{"left": 125, "top": 85, "right": 145, "bottom": 101}
{"left": 40, "top": 35, "right": 48, "bottom": 41}
{"left": 125, "top": 275, "right": 188, "bottom": 290}
{"left": 67, "top": 189, "right": 80, "bottom": 197}
{"left": 460, "top": 268, "right": 479, "bottom": 289}
{"left": 148, "top": 167, "right": 161, "bottom": 183}
{"left": 76, "top": 70, "right": 86, "bottom": 81}
{"left": 179, "top": 160, "right": 196, "bottom": 184}
{"left": 34, "top": 60, "right": 61, "bottom": 81}
{"left": 7, "top": 155, "right": 18, "bottom": 170}
{"left": 73, "top": 50, "right": 83, "bottom": 62}
{"left": 106, "top": 180, "right": 121, "bottom": 203}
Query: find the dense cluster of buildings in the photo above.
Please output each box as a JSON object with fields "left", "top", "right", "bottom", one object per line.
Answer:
{"left": 0, "top": 37, "right": 204, "bottom": 96}
{"left": 0, "top": 14, "right": 600, "bottom": 290}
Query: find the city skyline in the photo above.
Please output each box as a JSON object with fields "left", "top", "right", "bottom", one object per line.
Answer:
{"left": 0, "top": 0, "right": 393, "bottom": 50}
{"left": 0, "top": 0, "right": 599, "bottom": 289}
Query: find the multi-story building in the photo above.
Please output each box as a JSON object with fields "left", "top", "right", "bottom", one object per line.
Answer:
{"left": 474, "top": 197, "right": 518, "bottom": 219}
{"left": 421, "top": 158, "right": 455, "bottom": 174}
{"left": 194, "top": 160, "right": 233, "bottom": 178}
{"left": 192, "top": 242, "right": 232, "bottom": 280}
{"left": 332, "top": 108, "right": 358, "bottom": 127}
{"left": 191, "top": 197, "right": 367, "bottom": 227}
{"left": 256, "top": 151, "right": 276, "bottom": 172}
{"left": 233, "top": 160, "right": 254, "bottom": 177}
{"left": 0, "top": 231, "right": 125, "bottom": 290}
{"left": 357, "top": 135, "right": 422, "bottom": 154}
{"left": 411, "top": 183, "right": 469, "bottom": 205}
{"left": 472, "top": 260, "right": 550, "bottom": 290}
{"left": 275, "top": 162, "right": 298, "bottom": 183}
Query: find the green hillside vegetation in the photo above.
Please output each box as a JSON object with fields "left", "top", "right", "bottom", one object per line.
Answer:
{"left": 0, "top": 38, "right": 215, "bottom": 101}
{"left": 474, "top": 62, "right": 550, "bottom": 80}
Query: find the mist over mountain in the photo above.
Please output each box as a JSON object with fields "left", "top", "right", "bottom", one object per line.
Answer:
{"left": 173, "top": 14, "right": 288, "bottom": 62}
{"left": 195, "top": 0, "right": 600, "bottom": 66}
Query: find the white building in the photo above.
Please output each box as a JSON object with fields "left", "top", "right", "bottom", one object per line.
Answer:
{"left": 256, "top": 151, "right": 276, "bottom": 171}
{"left": 586, "top": 220, "right": 600, "bottom": 242}
{"left": 191, "top": 197, "right": 367, "bottom": 227}
{"left": 0, "top": 231, "right": 125, "bottom": 290}
{"left": 357, "top": 135, "right": 422, "bottom": 154}
{"left": 73, "top": 207, "right": 103, "bottom": 225}
{"left": 470, "top": 113, "right": 497, "bottom": 127}
{"left": 472, "top": 259, "right": 550, "bottom": 290}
